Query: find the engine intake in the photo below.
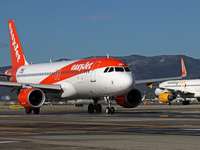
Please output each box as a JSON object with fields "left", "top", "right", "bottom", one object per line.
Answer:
{"left": 159, "top": 93, "right": 176, "bottom": 103}
{"left": 115, "top": 89, "right": 142, "bottom": 108}
{"left": 18, "top": 88, "right": 45, "bottom": 109}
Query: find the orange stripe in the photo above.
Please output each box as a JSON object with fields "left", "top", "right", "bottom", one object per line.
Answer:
{"left": 40, "top": 58, "right": 128, "bottom": 84}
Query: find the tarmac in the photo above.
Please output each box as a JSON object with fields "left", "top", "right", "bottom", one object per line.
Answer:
{"left": 0, "top": 104, "right": 200, "bottom": 150}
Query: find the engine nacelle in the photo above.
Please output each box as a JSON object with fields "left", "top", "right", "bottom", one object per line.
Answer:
{"left": 159, "top": 93, "right": 176, "bottom": 103}
{"left": 18, "top": 88, "right": 45, "bottom": 109}
{"left": 115, "top": 89, "right": 142, "bottom": 108}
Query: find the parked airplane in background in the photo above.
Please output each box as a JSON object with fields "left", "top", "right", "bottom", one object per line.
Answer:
{"left": 155, "top": 78, "right": 200, "bottom": 105}
{"left": 0, "top": 20, "right": 186, "bottom": 114}
{"left": 155, "top": 59, "right": 198, "bottom": 105}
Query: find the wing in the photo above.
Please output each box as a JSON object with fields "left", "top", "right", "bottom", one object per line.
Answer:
{"left": 135, "top": 58, "right": 186, "bottom": 85}
{"left": 158, "top": 86, "right": 200, "bottom": 98}
{"left": 0, "top": 73, "right": 11, "bottom": 77}
{"left": 135, "top": 76, "right": 183, "bottom": 85}
{"left": 0, "top": 81, "right": 61, "bottom": 90}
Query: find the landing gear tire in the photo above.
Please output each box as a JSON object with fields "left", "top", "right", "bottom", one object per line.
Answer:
{"left": 182, "top": 100, "right": 190, "bottom": 105}
{"left": 167, "top": 102, "right": 171, "bottom": 105}
{"left": 88, "top": 103, "right": 102, "bottom": 113}
{"left": 88, "top": 104, "right": 95, "bottom": 113}
{"left": 25, "top": 108, "right": 32, "bottom": 114}
{"left": 110, "top": 107, "right": 115, "bottom": 114}
{"left": 33, "top": 108, "right": 40, "bottom": 114}
{"left": 106, "top": 107, "right": 110, "bottom": 114}
{"left": 96, "top": 104, "right": 102, "bottom": 113}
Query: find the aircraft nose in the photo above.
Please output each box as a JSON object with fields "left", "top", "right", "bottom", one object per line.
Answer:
{"left": 119, "top": 72, "right": 135, "bottom": 92}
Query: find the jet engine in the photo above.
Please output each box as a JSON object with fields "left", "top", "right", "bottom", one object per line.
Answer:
{"left": 115, "top": 89, "right": 142, "bottom": 108}
{"left": 18, "top": 88, "right": 45, "bottom": 109}
{"left": 159, "top": 93, "right": 176, "bottom": 103}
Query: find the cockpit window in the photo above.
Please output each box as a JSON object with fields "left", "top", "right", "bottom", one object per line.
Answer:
{"left": 108, "top": 67, "right": 114, "bottom": 72}
{"left": 104, "top": 67, "right": 109, "bottom": 73}
{"left": 124, "top": 67, "right": 131, "bottom": 72}
{"left": 104, "top": 67, "right": 131, "bottom": 73}
{"left": 115, "top": 67, "right": 124, "bottom": 72}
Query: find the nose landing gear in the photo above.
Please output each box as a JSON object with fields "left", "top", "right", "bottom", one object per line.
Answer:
{"left": 105, "top": 97, "right": 115, "bottom": 114}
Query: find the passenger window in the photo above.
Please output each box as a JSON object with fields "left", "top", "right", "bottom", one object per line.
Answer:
{"left": 108, "top": 67, "right": 114, "bottom": 72}
{"left": 124, "top": 67, "right": 131, "bottom": 72}
{"left": 115, "top": 67, "right": 124, "bottom": 72}
{"left": 104, "top": 67, "right": 109, "bottom": 73}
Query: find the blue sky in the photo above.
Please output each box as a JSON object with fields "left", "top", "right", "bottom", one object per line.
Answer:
{"left": 0, "top": 0, "right": 200, "bottom": 66}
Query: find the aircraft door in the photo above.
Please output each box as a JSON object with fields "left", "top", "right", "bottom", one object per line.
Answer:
{"left": 90, "top": 61, "right": 101, "bottom": 82}
{"left": 54, "top": 69, "right": 61, "bottom": 80}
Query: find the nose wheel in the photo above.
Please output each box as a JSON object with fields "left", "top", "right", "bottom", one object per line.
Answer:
{"left": 105, "top": 96, "right": 115, "bottom": 114}
{"left": 106, "top": 106, "right": 115, "bottom": 114}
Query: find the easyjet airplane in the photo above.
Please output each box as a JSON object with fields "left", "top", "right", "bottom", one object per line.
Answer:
{"left": 0, "top": 20, "right": 186, "bottom": 114}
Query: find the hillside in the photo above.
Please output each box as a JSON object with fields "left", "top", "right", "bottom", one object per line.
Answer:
{"left": 0, "top": 54, "right": 199, "bottom": 99}
{"left": 118, "top": 55, "right": 200, "bottom": 79}
{"left": 1, "top": 55, "right": 199, "bottom": 80}
{"left": 82, "top": 54, "right": 200, "bottom": 79}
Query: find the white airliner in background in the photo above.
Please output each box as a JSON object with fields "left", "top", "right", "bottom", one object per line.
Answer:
{"left": 155, "top": 78, "right": 200, "bottom": 105}
{"left": 155, "top": 60, "right": 199, "bottom": 105}
{"left": 0, "top": 20, "right": 186, "bottom": 114}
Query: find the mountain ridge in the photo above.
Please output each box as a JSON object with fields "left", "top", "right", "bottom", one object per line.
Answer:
{"left": 54, "top": 54, "right": 200, "bottom": 79}
{"left": 0, "top": 54, "right": 199, "bottom": 98}
{"left": 0, "top": 54, "right": 199, "bottom": 80}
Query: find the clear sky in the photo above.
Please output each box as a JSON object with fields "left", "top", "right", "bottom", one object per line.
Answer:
{"left": 0, "top": 0, "right": 200, "bottom": 66}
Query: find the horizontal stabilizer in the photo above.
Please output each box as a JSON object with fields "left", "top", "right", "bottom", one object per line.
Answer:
{"left": 0, "top": 73, "right": 11, "bottom": 77}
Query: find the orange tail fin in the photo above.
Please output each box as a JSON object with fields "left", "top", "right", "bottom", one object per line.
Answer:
{"left": 8, "top": 20, "right": 28, "bottom": 68}
{"left": 181, "top": 58, "right": 187, "bottom": 77}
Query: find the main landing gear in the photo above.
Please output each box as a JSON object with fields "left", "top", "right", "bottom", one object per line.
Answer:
{"left": 181, "top": 94, "right": 190, "bottom": 105}
{"left": 88, "top": 98, "right": 102, "bottom": 113}
{"left": 167, "top": 102, "right": 171, "bottom": 105}
{"left": 87, "top": 97, "right": 115, "bottom": 114}
{"left": 25, "top": 108, "right": 40, "bottom": 114}
{"left": 105, "top": 97, "right": 115, "bottom": 114}
{"left": 182, "top": 100, "right": 190, "bottom": 105}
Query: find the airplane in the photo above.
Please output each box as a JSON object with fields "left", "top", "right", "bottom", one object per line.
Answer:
{"left": 155, "top": 59, "right": 200, "bottom": 105}
{"left": 0, "top": 19, "right": 186, "bottom": 114}
{"left": 155, "top": 79, "right": 200, "bottom": 105}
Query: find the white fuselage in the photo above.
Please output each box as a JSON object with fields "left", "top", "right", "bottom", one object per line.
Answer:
{"left": 155, "top": 79, "right": 200, "bottom": 98}
{"left": 12, "top": 59, "right": 135, "bottom": 99}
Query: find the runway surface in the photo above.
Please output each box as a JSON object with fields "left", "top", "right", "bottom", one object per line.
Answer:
{"left": 0, "top": 104, "right": 200, "bottom": 150}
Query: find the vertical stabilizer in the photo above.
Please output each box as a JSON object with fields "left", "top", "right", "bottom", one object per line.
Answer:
{"left": 181, "top": 58, "right": 187, "bottom": 77}
{"left": 8, "top": 20, "right": 28, "bottom": 68}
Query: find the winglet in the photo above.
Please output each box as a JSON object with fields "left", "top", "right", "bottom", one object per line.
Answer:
{"left": 8, "top": 20, "right": 29, "bottom": 68}
{"left": 181, "top": 58, "right": 187, "bottom": 77}
{"left": 149, "top": 84, "right": 153, "bottom": 89}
